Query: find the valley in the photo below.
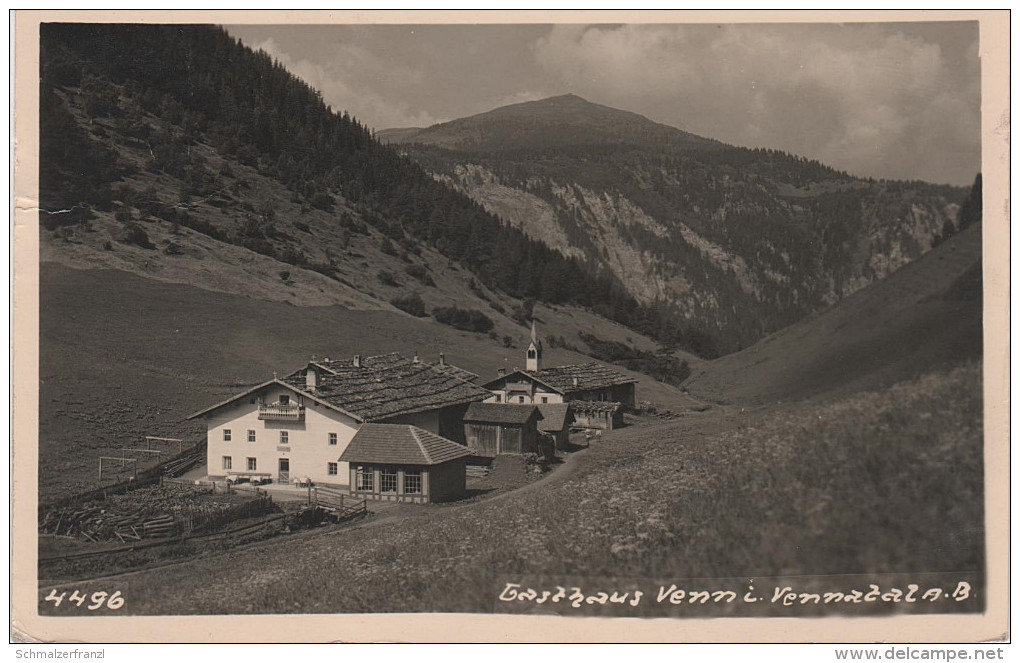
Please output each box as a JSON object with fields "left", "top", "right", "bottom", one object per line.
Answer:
{"left": 29, "top": 22, "right": 987, "bottom": 620}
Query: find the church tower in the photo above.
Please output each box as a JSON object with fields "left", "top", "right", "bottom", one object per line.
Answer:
{"left": 526, "top": 320, "right": 543, "bottom": 372}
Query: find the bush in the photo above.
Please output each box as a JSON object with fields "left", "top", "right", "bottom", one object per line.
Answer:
{"left": 377, "top": 269, "right": 398, "bottom": 287}
{"left": 163, "top": 241, "right": 184, "bottom": 255}
{"left": 391, "top": 293, "right": 427, "bottom": 317}
{"left": 119, "top": 222, "right": 155, "bottom": 250}
{"left": 309, "top": 191, "right": 333, "bottom": 211}
{"left": 379, "top": 237, "right": 398, "bottom": 256}
{"left": 404, "top": 264, "right": 435, "bottom": 286}
{"left": 432, "top": 306, "right": 494, "bottom": 333}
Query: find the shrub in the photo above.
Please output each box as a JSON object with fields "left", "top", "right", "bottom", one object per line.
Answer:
{"left": 404, "top": 264, "right": 435, "bottom": 287}
{"left": 391, "top": 293, "right": 427, "bottom": 318}
{"left": 377, "top": 269, "right": 398, "bottom": 287}
{"left": 432, "top": 306, "right": 494, "bottom": 333}
{"left": 309, "top": 191, "right": 333, "bottom": 211}
{"left": 163, "top": 241, "right": 184, "bottom": 255}
{"left": 379, "top": 237, "right": 398, "bottom": 256}
{"left": 119, "top": 222, "right": 155, "bottom": 250}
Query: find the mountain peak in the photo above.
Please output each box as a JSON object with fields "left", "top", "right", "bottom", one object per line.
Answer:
{"left": 384, "top": 93, "right": 716, "bottom": 151}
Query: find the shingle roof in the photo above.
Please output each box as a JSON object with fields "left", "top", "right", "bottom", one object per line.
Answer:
{"left": 482, "top": 362, "right": 637, "bottom": 394}
{"left": 282, "top": 353, "right": 490, "bottom": 422}
{"left": 537, "top": 403, "right": 571, "bottom": 432}
{"left": 340, "top": 424, "right": 471, "bottom": 465}
{"left": 430, "top": 362, "right": 480, "bottom": 384}
{"left": 464, "top": 402, "right": 542, "bottom": 425}
{"left": 529, "top": 363, "right": 637, "bottom": 392}
{"left": 571, "top": 400, "right": 623, "bottom": 413}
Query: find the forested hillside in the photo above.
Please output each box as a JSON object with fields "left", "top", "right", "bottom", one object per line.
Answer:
{"left": 387, "top": 95, "right": 974, "bottom": 354}
{"left": 39, "top": 24, "right": 706, "bottom": 355}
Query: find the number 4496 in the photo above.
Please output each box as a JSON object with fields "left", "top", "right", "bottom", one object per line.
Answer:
{"left": 44, "top": 589, "right": 125, "bottom": 610}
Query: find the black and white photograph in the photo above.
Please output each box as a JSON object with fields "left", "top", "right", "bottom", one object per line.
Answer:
{"left": 11, "top": 9, "right": 1009, "bottom": 644}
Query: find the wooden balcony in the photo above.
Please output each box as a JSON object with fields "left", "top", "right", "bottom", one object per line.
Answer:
{"left": 258, "top": 403, "right": 304, "bottom": 422}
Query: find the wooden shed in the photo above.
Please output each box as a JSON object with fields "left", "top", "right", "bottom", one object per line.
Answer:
{"left": 537, "top": 402, "right": 573, "bottom": 451}
{"left": 339, "top": 424, "right": 471, "bottom": 504}
{"left": 462, "top": 403, "right": 543, "bottom": 457}
{"left": 571, "top": 400, "right": 624, "bottom": 430}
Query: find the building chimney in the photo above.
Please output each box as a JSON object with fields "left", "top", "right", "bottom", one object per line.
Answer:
{"left": 306, "top": 367, "right": 318, "bottom": 392}
{"left": 572, "top": 376, "right": 579, "bottom": 388}
{"left": 497, "top": 367, "right": 507, "bottom": 377}
{"left": 353, "top": 354, "right": 362, "bottom": 368}
{"left": 413, "top": 352, "right": 419, "bottom": 363}
{"left": 439, "top": 352, "right": 446, "bottom": 366}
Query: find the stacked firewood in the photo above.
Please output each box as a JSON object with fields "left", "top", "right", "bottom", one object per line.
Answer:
{"left": 39, "top": 504, "right": 180, "bottom": 542}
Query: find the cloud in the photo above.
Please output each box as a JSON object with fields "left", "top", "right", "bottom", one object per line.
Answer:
{"left": 534, "top": 24, "right": 980, "bottom": 184}
{"left": 251, "top": 37, "right": 439, "bottom": 130}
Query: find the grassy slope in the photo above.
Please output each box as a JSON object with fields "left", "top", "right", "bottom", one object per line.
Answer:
{"left": 56, "top": 362, "right": 982, "bottom": 615}
{"left": 685, "top": 223, "right": 983, "bottom": 405}
{"left": 39, "top": 264, "right": 698, "bottom": 501}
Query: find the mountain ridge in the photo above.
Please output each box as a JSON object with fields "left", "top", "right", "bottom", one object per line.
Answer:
{"left": 383, "top": 93, "right": 971, "bottom": 354}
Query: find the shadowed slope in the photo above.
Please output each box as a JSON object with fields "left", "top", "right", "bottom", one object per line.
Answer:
{"left": 686, "top": 223, "right": 982, "bottom": 404}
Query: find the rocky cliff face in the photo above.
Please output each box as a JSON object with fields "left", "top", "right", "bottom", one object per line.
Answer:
{"left": 387, "top": 95, "right": 966, "bottom": 353}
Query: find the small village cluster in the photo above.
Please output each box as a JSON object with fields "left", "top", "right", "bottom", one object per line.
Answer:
{"left": 189, "top": 323, "right": 638, "bottom": 504}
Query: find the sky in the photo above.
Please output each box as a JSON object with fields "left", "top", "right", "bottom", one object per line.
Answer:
{"left": 225, "top": 22, "right": 981, "bottom": 186}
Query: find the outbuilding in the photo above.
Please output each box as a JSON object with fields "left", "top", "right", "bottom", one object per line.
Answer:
{"left": 571, "top": 400, "right": 624, "bottom": 430}
{"left": 462, "top": 403, "right": 543, "bottom": 457}
{"left": 537, "top": 402, "right": 573, "bottom": 451}
{"left": 339, "top": 424, "right": 471, "bottom": 504}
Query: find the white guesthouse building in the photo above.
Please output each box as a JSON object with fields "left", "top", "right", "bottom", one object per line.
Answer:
{"left": 187, "top": 353, "right": 487, "bottom": 486}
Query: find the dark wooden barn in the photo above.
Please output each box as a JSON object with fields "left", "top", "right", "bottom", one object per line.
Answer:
{"left": 339, "top": 423, "right": 471, "bottom": 504}
{"left": 537, "top": 402, "right": 573, "bottom": 451}
{"left": 462, "top": 403, "right": 543, "bottom": 457}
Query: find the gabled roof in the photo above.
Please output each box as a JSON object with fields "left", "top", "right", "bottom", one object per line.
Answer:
{"left": 464, "top": 402, "right": 542, "bottom": 425}
{"left": 430, "top": 362, "right": 480, "bottom": 384}
{"left": 482, "top": 362, "right": 637, "bottom": 394}
{"left": 185, "top": 378, "right": 361, "bottom": 421}
{"left": 537, "top": 403, "right": 572, "bottom": 432}
{"left": 281, "top": 353, "right": 490, "bottom": 422}
{"left": 187, "top": 353, "right": 490, "bottom": 423}
{"left": 340, "top": 424, "right": 471, "bottom": 466}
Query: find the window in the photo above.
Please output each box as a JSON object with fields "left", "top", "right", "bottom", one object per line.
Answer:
{"left": 404, "top": 470, "right": 422, "bottom": 494}
{"left": 328, "top": 432, "right": 337, "bottom": 446}
{"left": 356, "top": 467, "right": 373, "bottom": 491}
{"left": 541, "top": 396, "right": 549, "bottom": 404}
{"left": 280, "top": 431, "right": 289, "bottom": 445}
{"left": 380, "top": 468, "right": 397, "bottom": 493}
{"left": 246, "top": 457, "right": 257, "bottom": 471}
{"left": 223, "top": 429, "right": 232, "bottom": 442}
{"left": 222, "top": 456, "right": 232, "bottom": 470}
{"left": 247, "top": 430, "right": 256, "bottom": 443}
{"left": 494, "top": 394, "right": 502, "bottom": 403}
{"left": 528, "top": 349, "right": 536, "bottom": 359}
{"left": 327, "top": 462, "right": 338, "bottom": 476}
{"left": 279, "top": 395, "right": 290, "bottom": 405}
{"left": 518, "top": 396, "right": 526, "bottom": 404}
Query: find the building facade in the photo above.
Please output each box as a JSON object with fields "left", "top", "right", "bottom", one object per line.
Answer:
{"left": 188, "top": 353, "right": 488, "bottom": 486}
{"left": 341, "top": 424, "right": 471, "bottom": 504}
{"left": 483, "top": 324, "right": 638, "bottom": 411}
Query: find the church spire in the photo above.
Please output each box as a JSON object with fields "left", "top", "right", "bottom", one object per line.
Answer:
{"left": 526, "top": 320, "right": 543, "bottom": 371}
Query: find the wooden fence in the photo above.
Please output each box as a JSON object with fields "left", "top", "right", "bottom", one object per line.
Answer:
{"left": 39, "top": 438, "right": 208, "bottom": 516}
{"left": 183, "top": 494, "right": 274, "bottom": 534}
